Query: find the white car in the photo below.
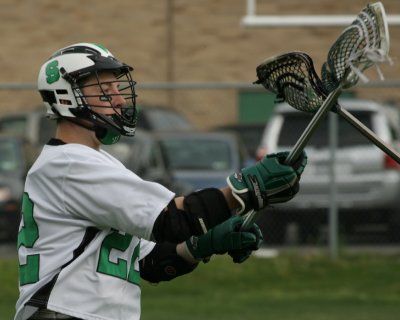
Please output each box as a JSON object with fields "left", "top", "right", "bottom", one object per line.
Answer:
{"left": 256, "top": 98, "right": 400, "bottom": 243}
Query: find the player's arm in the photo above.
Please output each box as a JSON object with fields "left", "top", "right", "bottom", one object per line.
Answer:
{"left": 151, "top": 188, "right": 233, "bottom": 243}
{"left": 140, "top": 215, "right": 263, "bottom": 283}
{"left": 141, "top": 151, "right": 306, "bottom": 283}
{"left": 173, "top": 186, "right": 239, "bottom": 214}
{"left": 151, "top": 151, "right": 307, "bottom": 244}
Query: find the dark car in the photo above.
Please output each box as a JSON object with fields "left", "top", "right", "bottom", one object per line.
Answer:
{"left": 101, "top": 130, "right": 193, "bottom": 195}
{"left": 155, "top": 131, "right": 254, "bottom": 191}
{"left": 0, "top": 134, "right": 37, "bottom": 242}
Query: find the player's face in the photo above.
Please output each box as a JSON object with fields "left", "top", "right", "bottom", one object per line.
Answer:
{"left": 81, "top": 72, "right": 127, "bottom": 115}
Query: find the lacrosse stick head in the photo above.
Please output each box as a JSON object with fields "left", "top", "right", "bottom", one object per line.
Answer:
{"left": 254, "top": 51, "right": 327, "bottom": 113}
{"left": 321, "top": 1, "right": 390, "bottom": 92}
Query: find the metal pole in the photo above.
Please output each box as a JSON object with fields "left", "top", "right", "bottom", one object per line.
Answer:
{"left": 328, "top": 112, "right": 339, "bottom": 260}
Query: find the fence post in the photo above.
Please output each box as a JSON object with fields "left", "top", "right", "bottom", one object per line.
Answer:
{"left": 328, "top": 112, "right": 339, "bottom": 259}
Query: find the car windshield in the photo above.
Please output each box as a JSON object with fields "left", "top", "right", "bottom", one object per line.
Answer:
{"left": 0, "top": 139, "right": 22, "bottom": 174}
{"left": 161, "top": 139, "right": 233, "bottom": 171}
{"left": 278, "top": 111, "right": 373, "bottom": 148}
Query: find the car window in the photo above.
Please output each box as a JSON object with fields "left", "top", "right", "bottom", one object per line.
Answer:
{"left": 389, "top": 124, "right": 399, "bottom": 141}
{"left": 161, "top": 139, "right": 233, "bottom": 171}
{"left": 216, "top": 124, "right": 264, "bottom": 159}
{"left": 278, "top": 111, "right": 373, "bottom": 148}
{"left": 238, "top": 126, "right": 265, "bottom": 154}
{"left": 146, "top": 144, "right": 166, "bottom": 170}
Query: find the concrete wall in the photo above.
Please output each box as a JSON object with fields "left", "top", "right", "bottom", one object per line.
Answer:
{"left": 0, "top": 0, "right": 399, "bottom": 128}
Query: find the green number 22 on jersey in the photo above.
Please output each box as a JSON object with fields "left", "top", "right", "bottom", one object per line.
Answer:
{"left": 18, "top": 193, "right": 140, "bottom": 286}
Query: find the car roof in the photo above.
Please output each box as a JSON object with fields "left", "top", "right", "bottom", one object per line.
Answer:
{"left": 215, "top": 123, "right": 265, "bottom": 130}
{"left": 158, "top": 130, "right": 237, "bottom": 138}
{"left": 151, "top": 130, "right": 240, "bottom": 142}
{"left": 274, "top": 98, "right": 386, "bottom": 113}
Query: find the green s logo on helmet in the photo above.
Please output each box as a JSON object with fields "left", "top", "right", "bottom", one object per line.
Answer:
{"left": 45, "top": 60, "right": 60, "bottom": 84}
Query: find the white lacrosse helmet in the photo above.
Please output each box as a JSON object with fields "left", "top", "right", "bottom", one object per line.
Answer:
{"left": 38, "top": 43, "right": 137, "bottom": 144}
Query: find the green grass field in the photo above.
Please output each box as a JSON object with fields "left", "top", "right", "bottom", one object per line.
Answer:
{"left": 3, "top": 254, "right": 400, "bottom": 320}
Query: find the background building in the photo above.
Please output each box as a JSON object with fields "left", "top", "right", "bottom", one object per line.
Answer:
{"left": 0, "top": 0, "right": 399, "bottom": 129}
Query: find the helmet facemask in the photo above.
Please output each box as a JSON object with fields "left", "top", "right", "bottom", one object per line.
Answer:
{"left": 70, "top": 68, "right": 138, "bottom": 143}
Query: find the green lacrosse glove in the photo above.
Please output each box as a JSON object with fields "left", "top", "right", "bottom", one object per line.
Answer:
{"left": 228, "top": 223, "right": 263, "bottom": 263}
{"left": 185, "top": 215, "right": 259, "bottom": 262}
{"left": 227, "top": 151, "right": 307, "bottom": 214}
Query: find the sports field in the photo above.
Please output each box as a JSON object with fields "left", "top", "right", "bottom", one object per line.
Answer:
{"left": 3, "top": 253, "right": 400, "bottom": 320}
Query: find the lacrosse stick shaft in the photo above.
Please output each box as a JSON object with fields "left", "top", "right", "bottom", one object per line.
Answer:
{"left": 240, "top": 209, "right": 257, "bottom": 231}
{"left": 336, "top": 107, "right": 400, "bottom": 164}
{"left": 284, "top": 85, "right": 343, "bottom": 165}
{"left": 241, "top": 87, "right": 343, "bottom": 231}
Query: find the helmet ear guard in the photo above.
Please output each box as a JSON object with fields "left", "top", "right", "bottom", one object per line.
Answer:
{"left": 37, "top": 42, "right": 138, "bottom": 144}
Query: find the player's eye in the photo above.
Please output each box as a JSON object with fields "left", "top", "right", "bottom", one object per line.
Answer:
{"left": 99, "top": 94, "right": 112, "bottom": 102}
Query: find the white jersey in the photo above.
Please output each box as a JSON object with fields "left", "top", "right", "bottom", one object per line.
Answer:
{"left": 15, "top": 141, "right": 175, "bottom": 320}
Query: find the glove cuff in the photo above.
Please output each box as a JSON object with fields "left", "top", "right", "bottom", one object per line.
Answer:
{"left": 226, "top": 176, "right": 250, "bottom": 215}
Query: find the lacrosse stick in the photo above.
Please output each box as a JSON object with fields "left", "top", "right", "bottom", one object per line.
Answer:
{"left": 241, "top": 2, "right": 393, "bottom": 231}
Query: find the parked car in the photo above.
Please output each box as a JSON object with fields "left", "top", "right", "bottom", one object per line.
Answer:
{"left": 155, "top": 130, "right": 254, "bottom": 191}
{"left": 256, "top": 98, "right": 400, "bottom": 243}
{"left": 213, "top": 122, "right": 265, "bottom": 160}
{"left": 0, "top": 134, "right": 37, "bottom": 242}
{"left": 0, "top": 105, "right": 193, "bottom": 150}
{"left": 101, "top": 130, "right": 193, "bottom": 195}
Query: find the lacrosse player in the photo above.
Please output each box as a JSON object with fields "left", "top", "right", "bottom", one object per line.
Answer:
{"left": 15, "top": 43, "right": 307, "bottom": 320}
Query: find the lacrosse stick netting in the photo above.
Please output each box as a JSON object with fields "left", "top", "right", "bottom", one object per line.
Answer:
{"left": 255, "top": 51, "right": 339, "bottom": 165}
{"left": 255, "top": 1, "right": 392, "bottom": 164}
{"left": 254, "top": 52, "right": 326, "bottom": 113}
{"left": 321, "top": 1, "right": 391, "bottom": 92}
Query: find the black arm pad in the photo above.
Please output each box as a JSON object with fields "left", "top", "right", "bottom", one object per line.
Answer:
{"left": 152, "top": 188, "right": 232, "bottom": 243}
{"left": 139, "top": 242, "right": 197, "bottom": 283}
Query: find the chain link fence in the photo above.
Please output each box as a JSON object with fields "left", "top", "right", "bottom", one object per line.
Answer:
{"left": 1, "top": 81, "right": 400, "bottom": 257}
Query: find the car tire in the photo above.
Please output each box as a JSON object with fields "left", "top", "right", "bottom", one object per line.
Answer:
{"left": 388, "top": 211, "right": 400, "bottom": 242}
